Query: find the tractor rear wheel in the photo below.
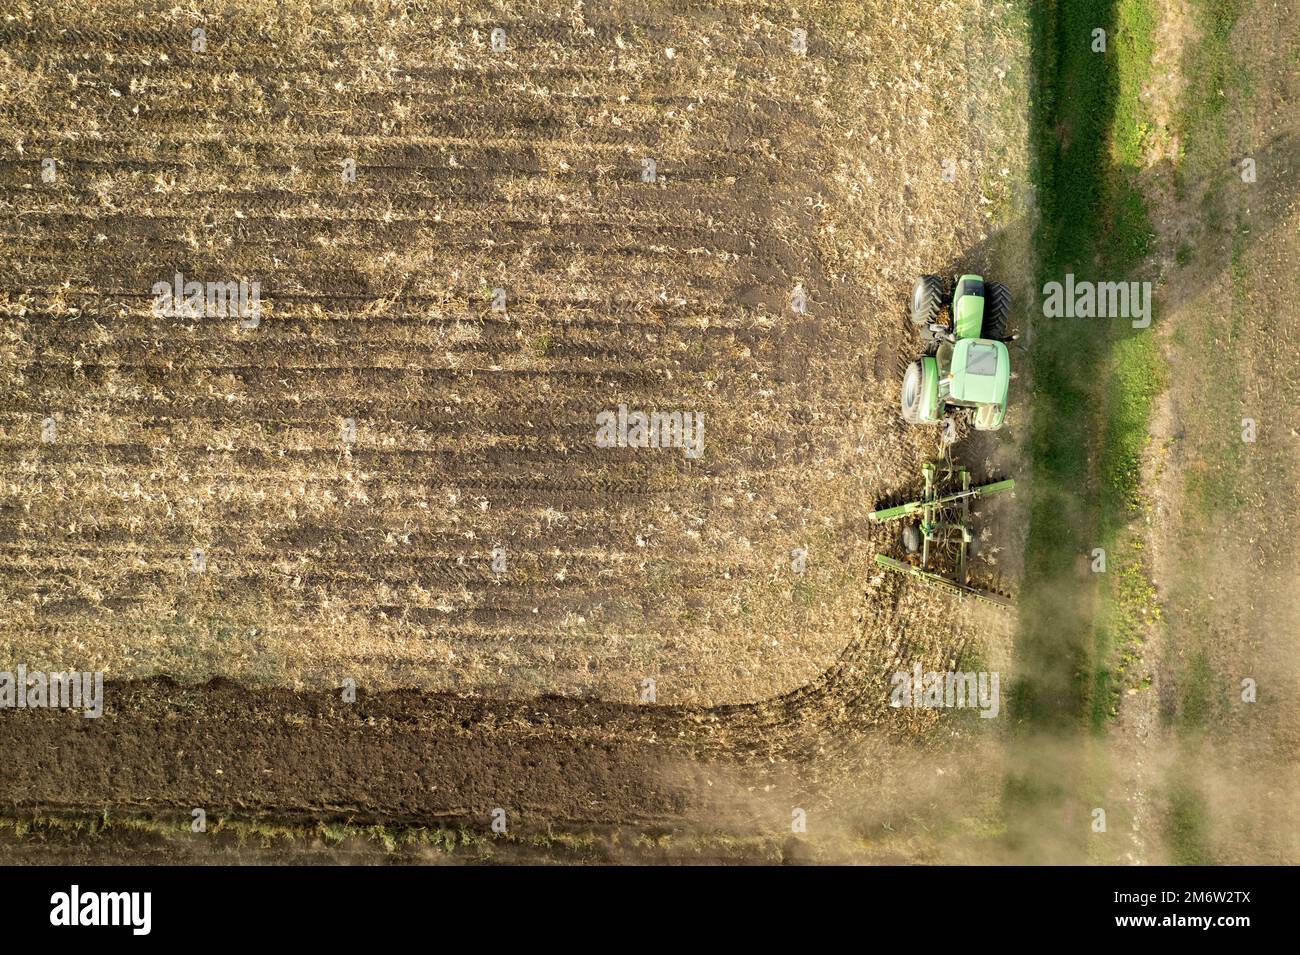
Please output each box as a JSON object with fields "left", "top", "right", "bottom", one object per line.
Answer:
{"left": 911, "top": 275, "right": 945, "bottom": 327}
{"left": 903, "top": 524, "right": 921, "bottom": 554}
{"left": 984, "top": 281, "right": 1011, "bottom": 339}
{"left": 901, "top": 360, "right": 926, "bottom": 424}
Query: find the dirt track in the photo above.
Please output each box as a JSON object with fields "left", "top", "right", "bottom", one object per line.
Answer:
{"left": 0, "top": 575, "right": 1006, "bottom": 829}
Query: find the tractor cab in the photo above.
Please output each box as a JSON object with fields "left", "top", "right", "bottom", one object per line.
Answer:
{"left": 934, "top": 338, "right": 1010, "bottom": 430}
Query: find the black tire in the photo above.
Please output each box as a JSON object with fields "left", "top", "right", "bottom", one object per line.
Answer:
{"left": 910, "top": 275, "right": 945, "bottom": 327}
{"left": 903, "top": 524, "right": 921, "bottom": 554}
{"left": 901, "top": 360, "right": 925, "bottom": 424}
{"left": 984, "top": 281, "right": 1011, "bottom": 339}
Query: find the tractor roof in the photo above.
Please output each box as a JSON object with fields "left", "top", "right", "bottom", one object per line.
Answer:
{"left": 949, "top": 339, "right": 1010, "bottom": 407}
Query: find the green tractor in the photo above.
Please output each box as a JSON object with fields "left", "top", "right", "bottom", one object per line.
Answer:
{"left": 901, "top": 274, "right": 1013, "bottom": 432}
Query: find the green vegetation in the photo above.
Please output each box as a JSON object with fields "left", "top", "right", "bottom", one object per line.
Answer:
{"left": 0, "top": 812, "right": 485, "bottom": 854}
{"left": 0, "top": 811, "right": 812, "bottom": 864}
{"left": 1017, "top": 0, "right": 1259, "bottom": 865}
{"left": 1016, "top": 0, "right": 1162, "bottom": 731}
{"left": 1176, "top": 0, "right": 1251, "bottom": 190}
{"left": 1006, "top": 0, "right": 1166, "bottom": 860}
{"left": 1165, "top": 779, "right": 1215, "bottom": 864}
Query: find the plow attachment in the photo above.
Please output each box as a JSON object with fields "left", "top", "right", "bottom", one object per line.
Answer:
{"left": 869, "top": 461, "right": 1016, "bottom": 607}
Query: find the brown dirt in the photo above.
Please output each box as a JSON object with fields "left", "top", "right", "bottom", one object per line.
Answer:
{"left": 0, "top": 0, "right": 1031, "bottom": 855}
{"left": 0, "top": 0, "right": 1025, "bottom": 705}
{"left": 0, "top": 575, "right": 1006, "bottom": 839}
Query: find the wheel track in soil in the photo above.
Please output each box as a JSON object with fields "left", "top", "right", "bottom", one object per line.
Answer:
{"left": 0, "top": 574, "right": 972, "bottom": 823}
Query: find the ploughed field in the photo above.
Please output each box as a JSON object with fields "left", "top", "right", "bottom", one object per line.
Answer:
{"left": 0, "top": 0, "right": 1024, "bottom": 708}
